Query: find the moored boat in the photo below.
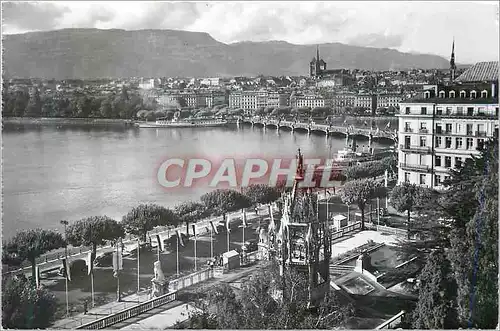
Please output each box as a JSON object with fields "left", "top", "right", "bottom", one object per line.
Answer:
{"left": 136, "top": 113, "right": 228, "bottom": 128}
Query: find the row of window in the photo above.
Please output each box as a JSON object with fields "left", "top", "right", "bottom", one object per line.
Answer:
{"left": 425, "top": 89, "right": 489, "bottom": 99}
{"left": 404, "top": 106, "right": 499, "bottom": 116}
{"left": 403, "top": 172, "right": 451, "bottom": 186}
{"left": 404, "top": 135, "right": 485, "bottom": 149}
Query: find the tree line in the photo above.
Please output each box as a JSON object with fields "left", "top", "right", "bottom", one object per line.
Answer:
{"left": 1, "top": 184, "right": 281, "bottom": 329}
{"left": 1, "top": 86, "right": 153, "bottom": 119}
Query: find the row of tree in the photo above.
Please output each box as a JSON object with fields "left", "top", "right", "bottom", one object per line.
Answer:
{"left": 2, "top": 185, "right": 282, "bottom": 329}
{"left": 2, "top": 87, "right": 151, "bottom": 119}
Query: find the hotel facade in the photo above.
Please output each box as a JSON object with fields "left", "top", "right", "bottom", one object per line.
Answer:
{"left": 396, "top": 61, "right": 499, "bottom": 189}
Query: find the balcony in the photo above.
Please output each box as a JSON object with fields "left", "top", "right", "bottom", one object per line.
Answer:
{"left": 435, "top": 130, "right": 452, "bottom": 136}
{"left": 404, "top": 127, "right": 413, "bottom": 133}
{"left": 419, "top": 128, "right": 429, "bottom": 133}
{"left": 475, "top": 131, "right": 487, "bottom": 137}
{"left": 399, "top": 145, "right": 432, "bottom": 154}
{"left": 399, "top": 163, "right": 431, "bottom": 173}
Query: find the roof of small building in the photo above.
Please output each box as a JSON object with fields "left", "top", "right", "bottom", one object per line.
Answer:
{"left": 455, "top": 61, "right": 499, "bottom": 82}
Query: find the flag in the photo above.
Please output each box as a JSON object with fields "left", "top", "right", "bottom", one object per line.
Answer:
{"left": 343, "top": 118, "right": 347, "bottom": 125}
{"left": 156, "top": 234, "right": 164, "bottom": 252}
{"left": 62, "top": 258, "right": 71, "bottom": 281}
{"left": 205, "top": 226, "right": 210, "bottom": 234}
{"left": 176, "top": 230, "right": 185, "bottom": 247}
{"left": 35, "top": 265, "right": 41, "bottom": 287}
{"left": 210, "top": 221, "right": 219, "bottom": 235}
{"left": 363, "top": 120, "right": 368, "bottom": 126}
{"left": 386, "top": 121, "right": 391, "bottom": 129}
{"left": 226, "top": 216, "right": 231, "bottom": 233}
{"left": 376, "top": 127, "right": 380, "bottom": 134}
{"left": 192, "top": 225, "right": 197, "bottom": 237}
{"left": 86, "top": 252, "right": 95, "bottom": 275}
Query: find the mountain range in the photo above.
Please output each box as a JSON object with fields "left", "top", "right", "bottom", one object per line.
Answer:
{"left": 3, "top": 28, "right": 452, "bottom": 79}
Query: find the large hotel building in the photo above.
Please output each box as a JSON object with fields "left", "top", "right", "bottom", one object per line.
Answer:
{"left": 397, "top": 61, "right": 499, "bottom": 189}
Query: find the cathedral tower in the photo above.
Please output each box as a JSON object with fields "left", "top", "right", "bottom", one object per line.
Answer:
{"left": 450, "top": 38, "right": 457, "bottom": 81}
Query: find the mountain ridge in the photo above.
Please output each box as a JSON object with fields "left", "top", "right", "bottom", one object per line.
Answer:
{"left": 3, "top": 28, "right": 452, "bottom": 79}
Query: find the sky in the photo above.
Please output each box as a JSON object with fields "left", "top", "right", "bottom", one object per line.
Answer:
{"left": 2, "top": 1, "right": 499, "bottom": 63}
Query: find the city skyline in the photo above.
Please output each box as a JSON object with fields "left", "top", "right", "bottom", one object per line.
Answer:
{"left": 2, "top": 1, "right": 499, "bottom": 64}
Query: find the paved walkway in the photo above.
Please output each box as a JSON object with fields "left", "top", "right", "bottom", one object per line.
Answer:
{"left": 51, "top": 291, "right": 152, "bottom": 329}
{"left": 332, "top": 230, "right": 399, "bottom": 259}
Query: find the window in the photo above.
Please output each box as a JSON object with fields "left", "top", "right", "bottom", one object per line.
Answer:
{"left": 424, "top": 91, "right": 430, "bottom": 99}
{"left": 419, "top": 155, "right": 424, "bottom": 165}
{"left": 466, "top": 138, "right": 474, "bottom": 149}
{"left": 435, "top": 136, "right": 442, "bottom": 147}
{"left": 445, "top": 107, "right": 452, "bottom": 115}
{"left": 456, "top": 138, "right": 463, "bottom": 149}
{"left": 456, "top": 106, "right": 464, "bottom": 115}
{"left": 404, "top": 122, "right": 412, "bottom": 132}
{"left": 496, "top": 108, "right": 499, "bottom": 117}
{"left": 481, "top": 90, "right": 488, "bottom": 98}
{"left": 420, "top": 122, "right": 427, "bottom": 130}
{"left": 436, "top": 107, "right": 443, "bottom": 115}
{"left": 467, "top": 107, "right": 474, "bottom": 116}
{"left": 404, "top": 172, "right": 410, "bottom": 182}
{"left": 420, "top": 136, "right": 427, "bottom": 147}
{"left": 445, "top": 156, "right": 452, "bottom": 168}
{"left": 477, "top": 124, "right": 485, "bottom": 136}
{"left": 477, "top": 139, "right": 485, "bottom": 150}
{"left": 405, "top": 136, "right": 411, "bottom": 149}
{"left": 435, "top": 175, "right": 441, "bottom": 186}
{"left": 420, "top": 174, "right": 426, "bottom": 185}
{"left": 455, "top": 157, "right": 462, "bottom": 168}
{"left": 435, "top": 155, "right": 442, "bottom": 167}
{"left": 445, "top": 123, "right": 452, "bottom": 133}
{"left": 439, "top": 91, "right": 445, "bottom": 98}
{"left": 445, "top": 137, "right": 452, "bottom": 148}
{"left": 466, "top": 124, "right": 473, "bottom": 135}
{"left": 435, "top": 124, "right": 442, "bottom": 134}
{"left": 449, "top": 91, "right": 456, "bottom": 98}
{"left": 460, "top": 90, "right": 466, "bottom": 98}
{"left": 470, "top": 90, "right": 477, "bottom": 98}
{"left": 456, "top": 123, "right": 461, "bottom": 134}
{"left": 421, "top": 107, "right": 427, "bottom": 115}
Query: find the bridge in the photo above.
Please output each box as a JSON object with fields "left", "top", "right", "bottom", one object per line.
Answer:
{"left": 238, "top": 118, "right": 397, "bottom": 141}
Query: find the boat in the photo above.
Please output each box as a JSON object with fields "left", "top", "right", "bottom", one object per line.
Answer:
{"left": 136, "top": 112, "right": 228, "bottom": 128}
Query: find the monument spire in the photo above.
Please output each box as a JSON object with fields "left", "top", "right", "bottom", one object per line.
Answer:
{"left": 450, "top": 37, "right": 457, "bottom": 81}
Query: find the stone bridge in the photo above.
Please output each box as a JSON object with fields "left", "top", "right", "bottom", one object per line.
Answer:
{"left": 238, "top": 118, "right": 397, "bottom": 141}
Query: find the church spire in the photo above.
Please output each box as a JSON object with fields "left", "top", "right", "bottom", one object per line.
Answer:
{"left": 450, "top": 37, "right": 456, "bottom": 81}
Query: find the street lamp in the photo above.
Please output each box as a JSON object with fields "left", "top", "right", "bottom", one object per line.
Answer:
{"left": 60, "top": 220, "right": 69, "bottom": 317}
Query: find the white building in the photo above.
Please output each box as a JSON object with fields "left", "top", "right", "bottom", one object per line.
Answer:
{"left": 397, "top": 61, "right": 499, "bottom": 189}
{"left": 138, "top": 78, "right": 158, "bottom": 90}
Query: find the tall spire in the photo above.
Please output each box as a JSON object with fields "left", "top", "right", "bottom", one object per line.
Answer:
{"left": 316, "top": 45, "right": 320, "bottom": 63}
{"left": 450, "top": 37, "right": 456, "bottom": 81}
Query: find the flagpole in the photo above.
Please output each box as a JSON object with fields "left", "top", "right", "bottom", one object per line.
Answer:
{"left": 176, "top": 233, "right": 180, "bottom": 275}
{"left": 194, "top": 227, "right": 197, "bottom": 271}
{"left": 210, "top": 225, "right": 214, "bottom": 260}
{"left": 137, "top": 238, "right": 140, "bottom": 295}
{"left": 91, "top": 268, "right": 95, "bottom": 308}
{"left": 60, "top": 220, "right": 69, "bottom": 317}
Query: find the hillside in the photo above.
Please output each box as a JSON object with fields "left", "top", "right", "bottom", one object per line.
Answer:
{"left": 3, "top": 28, "right": 450, "bottom": 79}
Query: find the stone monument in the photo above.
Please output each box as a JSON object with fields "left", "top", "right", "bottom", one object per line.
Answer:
{"left": 151, "top": 260, "right": 168, "bottom": 298}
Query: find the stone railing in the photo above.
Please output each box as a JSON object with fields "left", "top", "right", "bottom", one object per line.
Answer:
{"left": 330, "top": 221, "right": 362, "bottom": 241}
{"left": 76, "top": 291, "right": 178, "bottom": 330}
{"left": 168, "top": 268, "right": 214, "bottom": 292}
{"left": 375, "top": 310, "right": 406, "bottom": 329}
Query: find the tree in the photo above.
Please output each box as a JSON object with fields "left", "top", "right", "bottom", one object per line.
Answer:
{"left": 446, "top": 138, "right": 498, "bottom": 328}
{"left": 390, "top": 182, "right": 418, "bottom": 239}
{"left": 2, "top": 229, "right": 65, "bottom": 283}
{"left": 99, "top": 98, "right": 113, "bottom": 118}
{"left": 340, "top": 178, "right": 386, "bottom": 230}
{"left": 412, "top": 249, "right": 458, "bottom": 329}
{"left": 66, "top": 216, "right": 124, "bottom": 255}
{"left": 174, "top": 201, "right": 208, "bottom": 236}
{"left": 2, "top": 275, "right": 58, "bottom": 329}
{"left": 25, "top": 88, "right": 42, "bottom": 117}
{"left": 122, "top": 204, "right": 179, "bottom": 242}
{"left": 244, "top": 184, "right": 281, "bottom": 206}
{"left": 181, "top": 261, "right": 353, "bottom": 329}
{"left": 200, "top": 189, "right": 252, "bottom": 221}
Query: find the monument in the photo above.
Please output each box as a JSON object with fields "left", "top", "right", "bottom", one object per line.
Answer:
{"left": 151, "top": 260, "right": 169, "bottom": 298}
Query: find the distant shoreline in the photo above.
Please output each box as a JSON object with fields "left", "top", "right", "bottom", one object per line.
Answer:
{"left": 2, "top": 117, "right": 136, "bottom": 126}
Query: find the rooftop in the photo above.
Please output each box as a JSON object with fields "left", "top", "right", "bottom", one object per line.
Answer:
{"left": 455, "top": 61, "right": 499, "bottom": 83}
